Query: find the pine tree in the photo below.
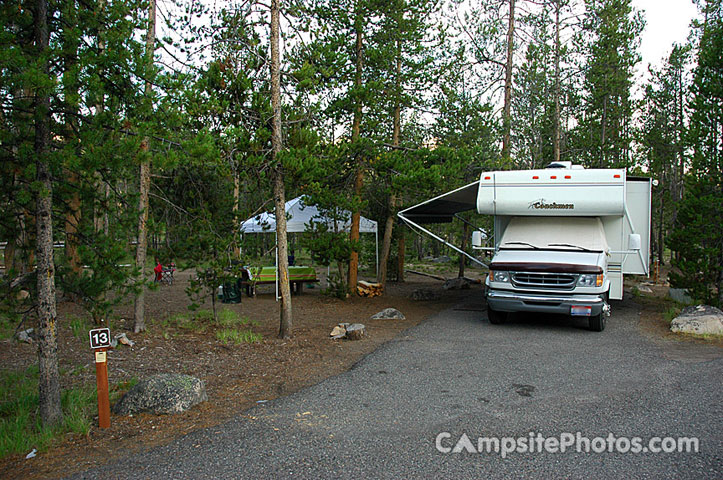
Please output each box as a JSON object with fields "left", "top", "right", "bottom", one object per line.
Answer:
{"left": 573, "top": 0, "right": 644, "bottom": 168}
{"left": 668, "top": 0, "right": 723, "bottom": 306}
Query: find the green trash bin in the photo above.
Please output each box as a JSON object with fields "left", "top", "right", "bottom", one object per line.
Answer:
{"left": 221, "top": 280, "right": 242, "bottom": 304}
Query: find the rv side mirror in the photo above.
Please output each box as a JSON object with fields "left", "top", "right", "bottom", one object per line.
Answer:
{"left": 472, "top": 230, "right": 486, "bottom": 248}
{"left": 628, "top": 234, "right": 641, "bottom": 251}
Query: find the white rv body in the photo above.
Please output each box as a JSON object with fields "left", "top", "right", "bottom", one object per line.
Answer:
{"left": 398, "top": 164, "right": 652, "bottom": 331}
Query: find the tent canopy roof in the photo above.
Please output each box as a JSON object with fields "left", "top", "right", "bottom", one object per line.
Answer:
{"left": 240, "top": 196, "right": 378, "bottom": 234}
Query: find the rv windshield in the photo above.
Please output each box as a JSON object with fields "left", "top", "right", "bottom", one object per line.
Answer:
{"left": 498, "top": 217, "right": 609, "bottom": 253}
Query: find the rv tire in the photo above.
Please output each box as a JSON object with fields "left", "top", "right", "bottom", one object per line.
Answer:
{"left": 588, "top": 312, "right": 605, "bottom": 332}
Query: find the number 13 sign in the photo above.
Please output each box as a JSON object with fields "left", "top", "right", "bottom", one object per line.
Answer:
{"left": 89, "top": 328, "right": 111, "bottom": 349}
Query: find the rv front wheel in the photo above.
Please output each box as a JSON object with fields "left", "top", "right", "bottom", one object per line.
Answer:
{"left": 588, "top": 312, "right": 605, "bottom": 332}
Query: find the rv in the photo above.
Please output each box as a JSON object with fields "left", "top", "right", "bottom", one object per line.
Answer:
{"left": 398, "top": 162, "right": 652, "bottom": 331}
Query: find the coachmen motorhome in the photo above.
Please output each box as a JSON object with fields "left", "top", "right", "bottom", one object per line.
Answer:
{"left": 398, "top": 162, "right": 652, "bottom": 331}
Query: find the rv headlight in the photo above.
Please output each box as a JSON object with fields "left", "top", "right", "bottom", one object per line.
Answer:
{"left": 489, "top": 270, "right": 510, "bottom": 283}
{"left": 577, "top": 274, "right": 603, "bottom": 287}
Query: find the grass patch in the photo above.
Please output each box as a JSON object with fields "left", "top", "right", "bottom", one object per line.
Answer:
{"left": 161, "top": 309, "right": 216, "bottom": 333}
{"left": 0, "top": 366, "right": 96, "bottom": 459}
{"left": 664, "top": 306, "right": 683, "bottom": 324}
{"left": 68, "top": 315, "right": 92, "bottom": 340}
{"left": 215, "top": 328, "right": 262, "bottom": 345}
{"left": 216, "top": 309, "right": 258, "bottom": 328}
{"left": 0, "top": 313, "right": 17, "bottom": 341}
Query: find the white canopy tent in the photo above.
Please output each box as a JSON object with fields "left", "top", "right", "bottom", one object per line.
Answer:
{"left": 240, "top": 197, "right": 379, "bottom": 298}
{"left": 240, "top": 196, "right": 378, "bottom": 236}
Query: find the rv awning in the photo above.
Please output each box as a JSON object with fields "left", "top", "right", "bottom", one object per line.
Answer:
{"left": 398, "top": 181, "right": 479, "bottom": 224}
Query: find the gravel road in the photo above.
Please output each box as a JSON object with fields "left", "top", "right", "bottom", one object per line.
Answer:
{"left": 72, "top": 294, "right": 722, "bottom": 479}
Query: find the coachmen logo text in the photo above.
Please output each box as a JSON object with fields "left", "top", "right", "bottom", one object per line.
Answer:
{"left": 528, "top": 199, "right": 575, "bottom": 210}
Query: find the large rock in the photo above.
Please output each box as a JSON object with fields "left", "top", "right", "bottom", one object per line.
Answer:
{"left": 412, "top": 289, "right": 441, "bottom": 301}
{"left": 371, "top": 308, "right": 405, "bottom": 320}
{"left": 670, "top": 305, "right": 723, "bottom": 336}
{"left": 113, "top": 374, "right": 207, "bottom": 415}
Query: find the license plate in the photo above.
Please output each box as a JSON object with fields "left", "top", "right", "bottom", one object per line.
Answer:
{"left": 571, "top": 305, "right": 592, "bottom": 316}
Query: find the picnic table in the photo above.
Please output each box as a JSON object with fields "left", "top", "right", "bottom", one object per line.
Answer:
{"left": 242, "top": 266, "right": 318, "bottom": 297}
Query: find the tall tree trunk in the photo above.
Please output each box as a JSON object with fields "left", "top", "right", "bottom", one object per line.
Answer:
{"left": 377, "top": 194, "right": 396, "bottom": 286}
{"left": 502, "top": 0, "right": 515, "bottom": 161}
{"left": 553, "top": 0, "right": 561, "bottom": 164}
{"left": 397, "top": 230, "right": 405, "bottom": 282}
{"left": 271, "top": 0, "right": 292, "bottom": 338}
{"left": 392, "top": 49, "right": 405, "bottom": 283}
{"left": 347, "top": 5, "right": 364, "bottom": 293}
{"left": 458, "top": 222, "right": 468, "bottom": 278}
{"left": 133, "top": 0, "right": 156, "bottom": 333}
{"left": 34, "top": 0, "right": 63, "bottom": 428}
{"left": 63, "top": 0, "right": 81, "bottom": 275}
{"left": 232, "top": 164, "right": 241, "bottom": 259}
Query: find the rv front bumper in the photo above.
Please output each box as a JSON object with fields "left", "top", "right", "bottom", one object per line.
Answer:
{"left": 486, "top": 289, "right": 607, "bottom": 316}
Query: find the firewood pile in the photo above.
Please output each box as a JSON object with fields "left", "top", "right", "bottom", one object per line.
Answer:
{"left": 356, "top": 280, "right": 383, "bottom": 297}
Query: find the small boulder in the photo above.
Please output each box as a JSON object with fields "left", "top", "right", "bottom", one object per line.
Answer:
{"left": 345, "top": 323, "right": 366, "bottom": 340}
{"left": 330, "top": 325, "right": 346, "bottom": 338}
{"left": 14, "top": 328, "right": 35, "bottom": 344}
{"left": 114, "top": 332, "right": 135, "bottom": 347}
{"left": 113, "top": 373, "right": 207, "bottom": 415}
{"left": 371, "top": 308, "right": 405, "bottom": 320}
{"left": 670, "top": 305, "right": 723, "bottom": 336}
{"left": 412, "top": 289, "right": 441, "bottom": 301}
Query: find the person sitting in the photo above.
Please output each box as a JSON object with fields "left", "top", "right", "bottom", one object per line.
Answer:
{"left": 154, "top": 259, "right": 163, "bottom": 282}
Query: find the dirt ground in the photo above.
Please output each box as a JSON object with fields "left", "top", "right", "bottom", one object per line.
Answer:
{"left": 0, "top": 267, "right": 480, "bottom": 480}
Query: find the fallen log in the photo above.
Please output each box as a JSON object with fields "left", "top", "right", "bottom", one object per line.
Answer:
{"left": 406, "top": 270, "right": 447, "bottom": 281}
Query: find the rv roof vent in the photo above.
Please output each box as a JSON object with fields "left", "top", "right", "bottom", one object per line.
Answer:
{"left": 546, "top": 161, "right": 572, "bottom": 169}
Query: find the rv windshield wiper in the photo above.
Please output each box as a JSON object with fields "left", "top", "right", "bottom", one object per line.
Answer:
{"left": 502, "top": 241, "right": 539, "bottom": 250}
{"left": 548, "top": 243, "right": 593, "bottom": 252}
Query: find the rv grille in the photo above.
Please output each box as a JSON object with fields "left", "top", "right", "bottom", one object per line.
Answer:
{"left": 511, "top": 272, "right": 577, "bottom": 290}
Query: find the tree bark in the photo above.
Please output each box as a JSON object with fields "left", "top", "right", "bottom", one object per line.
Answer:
{"left": 377, "top": 194, "right": 396, "bottom": 286}
{"left": 271, "top": 0, "right": 292, "bottom": 338}
{"left": 347, "top": 5, "right": 364, "bottom": 293}
{"left": 458, "top": 222, "right": 468, "bottom": 278}
{"left": 397, "top": 229, "right": 405, "bottom": 282}
{"left": 133, "top": 0, "right": 156, "bottom": 333}
{"left": 232, "top": 163, "right": 241, "bottom": 259}
{"left": 502, "top": 0, "right": 515, "bottom": 161}
{"left": 553, "top": 0, "right": 561, "bottom": 164}
{"left": 34, "top": 0, "right": 63, "bottom": 428}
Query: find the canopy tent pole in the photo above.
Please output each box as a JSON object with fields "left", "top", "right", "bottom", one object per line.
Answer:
{"left": 275, "top": 232, "right": 279, "bottom": 301}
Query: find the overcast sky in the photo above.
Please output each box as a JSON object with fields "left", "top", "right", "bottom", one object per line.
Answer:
{"left": 633, "top": 0, "right": 699, "bottom": 75}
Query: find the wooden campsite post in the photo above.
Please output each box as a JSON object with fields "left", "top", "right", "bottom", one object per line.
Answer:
{"left": 89, "top": 328, "right": 112, "bottom": 428}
